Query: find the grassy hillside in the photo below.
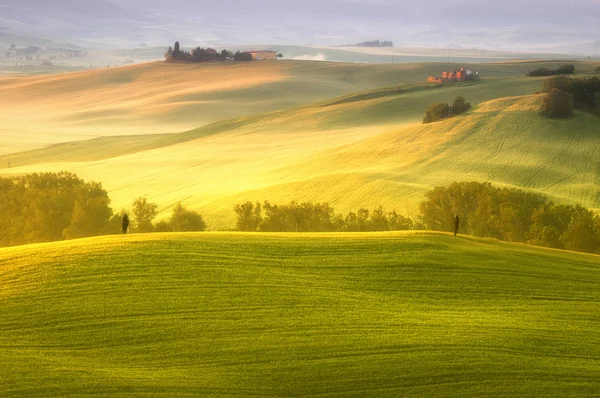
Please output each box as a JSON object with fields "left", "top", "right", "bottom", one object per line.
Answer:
{"left": 4, "top": 80, "right": 600, "bottom": 229}
{"left": 1, "top": 232, "right": 599, "bottom": 396}
{"left": 1, "top": 60, "right": 596, "bottom": 154}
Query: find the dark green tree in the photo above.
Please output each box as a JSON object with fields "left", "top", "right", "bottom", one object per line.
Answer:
{"left": 423, "top": 103, "right": 450, "bottom": 124}
{"left": 451, "top": 96, "right": 471, "bottom": 115}
{"left": 542, "top": 88, "right": 573, "bottom": 118}
{"left": 234, "top": 202, "right": 262, "bottom": 231}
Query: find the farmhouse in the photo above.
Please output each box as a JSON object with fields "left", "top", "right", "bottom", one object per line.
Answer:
{"left": 243, "top": 50, "right": 277, "bottom": 61}
{"left": 428, "top": 67, "right": 480, "bottom": 84}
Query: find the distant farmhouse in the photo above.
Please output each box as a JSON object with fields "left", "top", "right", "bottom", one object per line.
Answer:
{"left": 428, "top": 67, "right": 480, "bottom": 84}
{"left": 243, "top": 50, "right": 277, "bottom": 61}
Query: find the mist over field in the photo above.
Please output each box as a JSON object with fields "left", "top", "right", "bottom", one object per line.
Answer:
{"left": 0, "top": 0, "right": 599, "bottom": 51}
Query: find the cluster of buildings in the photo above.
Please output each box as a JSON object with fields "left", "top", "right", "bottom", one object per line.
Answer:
{"left": 428, "top": 67, "right": 480, "bottom": 84}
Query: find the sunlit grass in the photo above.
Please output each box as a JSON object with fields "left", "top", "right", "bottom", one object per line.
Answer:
{"left": 1, "top": 232, "right": 599, "bottom": 396}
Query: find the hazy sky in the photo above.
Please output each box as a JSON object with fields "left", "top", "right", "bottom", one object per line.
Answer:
{"left": 1, "top": 0, "right": 599, "bottom": 50}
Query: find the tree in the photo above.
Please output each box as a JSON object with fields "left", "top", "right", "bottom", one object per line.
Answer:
{"left": 234, "top": 202, "right": 262, "bottom": 231}
{"left": 542, "top": 88, "right": 573, "bottom": 118}
{"left": 131, "top": 197, "right": 158, "bottom": 233}
{"left": 370, "top": 206, "right": 389, "bottom": 231}
{"left": 423, "top": 103, "right": 450, "bottom": 124}
{"left": 451, "top": 96, "right": 471, "bottom": 115}
{"left": 556, "top": 64, "right": 576, "bottom": 75}
{"left": 62, "top": 182, "right": 113, "bottom": 239}
{"left": 122, "top": 214, "right": 129, "bottom": 234}
{"left": 277, "top": 53, "right": 283, "bottom": 58}
{"left": 174, "top": 41, "right": 181, "bottom": 54}
{"left": 221, "top": 49, "right": 229, "bottom": 59}
{"left": 560, "top": 207, "right": 599, "bottom": 253}
{"left": 170, "top": 204, "right": 206, "bottom": 232}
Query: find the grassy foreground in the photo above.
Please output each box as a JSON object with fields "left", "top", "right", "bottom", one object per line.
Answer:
{"left": 1, "top": 232, "right": 599, "bottom": 396}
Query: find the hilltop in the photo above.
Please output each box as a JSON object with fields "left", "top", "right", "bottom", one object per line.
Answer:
{"left": 1, "top": 232, "right": 599, "bottom": 396}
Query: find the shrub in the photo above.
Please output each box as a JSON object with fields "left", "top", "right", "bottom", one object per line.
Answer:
{"left": 423, "top": 103, "right": 450, "bottom": 124}
{"left": 555, "top": 64, "right": 576, "bottom": 75}
{"left": 451, "top": 96, "right": 472, "bottom": 116}
{"left": 596, "top": 66, "right": 600, "bottom": 73}
{"left": 170, "top": 204, "right": 206, "bottom": 232}
{"left": 541, "top": 88, "right": 573, "bottom": 118}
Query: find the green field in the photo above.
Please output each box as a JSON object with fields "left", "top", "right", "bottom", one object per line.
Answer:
{"left": 1, "top": 232, "right": 599, "bottom": 396}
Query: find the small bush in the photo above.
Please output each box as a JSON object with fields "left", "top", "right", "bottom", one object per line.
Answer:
{"left": 542, "top": 88, "right": 573, "bottom": 118}
{"left": 595, "top": 66, "right": 600, "bottom": 73}
{"left": 451, "top": 96, "right": 472, "bottom": 116}
{"left": 423, "top": 103, "right": 450, "bottom": 124}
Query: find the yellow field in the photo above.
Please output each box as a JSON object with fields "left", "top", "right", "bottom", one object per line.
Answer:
{"left": 1, "top": 60, "right": 600, "bottom": 229}
{"left": 0, "top": 60, "right": 591, "bottom": 154}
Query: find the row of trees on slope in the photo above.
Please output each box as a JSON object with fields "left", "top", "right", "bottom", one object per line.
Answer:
{"left": 527, "top": 64, "right": 576, "bottom": 77}
{"left": 234, "top": 182, "right": 600, "bottom": 255}
{"left": 234, "top": 201, "right": 414, "bottom": 233}
{"left": 3, "top": 173, "right": 600, "bottom": 255}
{"left": 0, "top": 173, "right": 206, "bottom": 247}
{"left": 420, "top": 182, "right": 600, "bottom": 254}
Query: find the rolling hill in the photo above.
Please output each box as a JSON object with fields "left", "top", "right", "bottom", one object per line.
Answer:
{"left": 1, "top": 232, "right": 599, "bottom": 396}
{"left": 2, "top": 63, "right": 599, "bottom": 230}
{"left": 0, "top": 60, "right": 593, "bottom": 154}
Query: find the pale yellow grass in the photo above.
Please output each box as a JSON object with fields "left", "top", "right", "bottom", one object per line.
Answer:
{"left": 7, "top": 122, "right": 391, "bottom": 228}
{"left": 6, "top": 94, "right": 600, "bottom": 230}
{"left": 0, "top": 62, "right": 287, "bottom": 154}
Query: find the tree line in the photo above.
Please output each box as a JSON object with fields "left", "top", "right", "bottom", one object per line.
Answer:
{"left": 420, "top": 181, "right": 600, "bottom": 254}
{"left": 233, "top": 201, "right": 414, "bottom": 232}
{"left": 165, "top": 41, "right": 281, "bottom": 63}
{"left": 3, "top": 173, "right": 600, "bottom": 255}
{"left": 0, "top": 173, "right": 205, "bottom": 247}
{"left": 235, "top": 182, "right": 600, "bottom": 255}
{"left": 527, "top": 64, "right": 575, "bottom": 77}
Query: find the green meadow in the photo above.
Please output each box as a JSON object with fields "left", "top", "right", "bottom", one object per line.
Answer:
{"left": 1, "top": 232, "right": 599, "bottom": 396}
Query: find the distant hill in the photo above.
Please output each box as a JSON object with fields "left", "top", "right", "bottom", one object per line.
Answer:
{"left": 338, "top": 40, "right": 394, "bottom": 47}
